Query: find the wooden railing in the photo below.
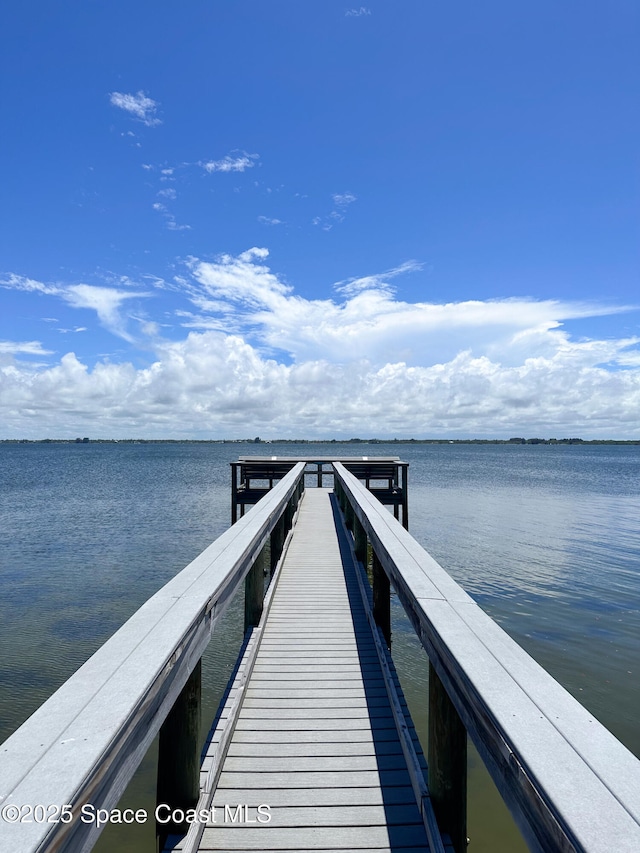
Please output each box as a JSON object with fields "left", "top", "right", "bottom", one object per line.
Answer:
{"left": 333, "top": 462, "right": 640, "bottom": 853}
{"left": 0, "top": 463, "right": 305, "bottom": 853}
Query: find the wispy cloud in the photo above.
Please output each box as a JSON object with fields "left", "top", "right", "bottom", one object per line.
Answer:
{"left": 334, "top": 260, "right": 423, "bottom": 296}
{"left": 345, "top": 7, "right": 371, "bottom": 17}
{"left": 152, "top": 201, "right": 191, "bottom": 232}
{"left": 332, "top": 192, "right": 357, "bottom": 207}
{"left": 258, "top": 215, "right": 284, "bottom": 226}
{"left": 109, "top": 90, "right": 162, "bottom": 126}
{"left": 0, "top": 340, "right": 53, "bottom": 355}
{"left": 2, "top": 275, "right": 151, "bottom": 342}
{"left": 313, "top": 192, "right": 357, "bottom": 230}
{"left": 199, "top": 152, "right": 259, "bottom": 173}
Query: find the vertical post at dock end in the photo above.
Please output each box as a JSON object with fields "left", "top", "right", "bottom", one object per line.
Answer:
{"left": 231, "top": 463, "right": 238, "bottom": 525}
{"left": 428, "top": 661, "right": 467, "bottom": 853}
{"left": 156, "top": 659, "right": 201, "bottom": 851}
{"left": 401, "top": 463, "right": 409, "bottom": 529}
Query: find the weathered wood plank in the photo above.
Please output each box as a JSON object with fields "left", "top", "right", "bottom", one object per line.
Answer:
{"left": 232, "top": 728, "right": 401, "bottom": 744}
{"left": 223, "top": 754, "right": 411, "bottom": 773}
{"left": 234, "top": 715, "right": 392, "bottom": 729}
{"left": 211, "top": 786, "right": 417, "bottom": 807}
{"left": 227, "top": 740, "right": 404, "bottom": 757}
{"left": 197, "top": 824, "right": 428, "bottom": 849}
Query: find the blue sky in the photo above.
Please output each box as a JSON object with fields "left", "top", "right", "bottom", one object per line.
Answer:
{"left": 1, "top": 1, "right": 639, "bottom": 439}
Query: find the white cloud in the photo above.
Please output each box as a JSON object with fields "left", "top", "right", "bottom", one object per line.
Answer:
{"left": 200, "top": 152, "right": 259, "bottom": 173}
{"left": 334, "top": 260, "right": 423, "bottom": 296}
{"left": 345, "top": 7, "right": 371, "bottom": 16}
{"left": 258, "top": 216, "right": 284, "bottom": 226}
{"left": 2, "top": 330, "right": 640, "bottom": 439}
{"left": 61, "top": 284, "right": 150, "bottom": 341}
{"left": 313, "top": 192, "right": 358, "bottom": 230}
{"left": 186, "top": 249, "right": 635, "bottom": 370}
{"left": 1, "top": 274, "right": 59, "bottom": 295}
{"left": 109, "top": 91, "right": 161, "bottom": 126}
{"left": 2, "top": 275, "right": 151, "bottom": 343}
{"left": 152, "top": 201, "right": 191, "bottom": 231}
{"left": 3, "top": 252, "right": 640, "bottom": 438}
{"left": 0, "top": 340, "right": 53, "bottom": 355}
{"left": 332, "top": 192, "right": 357, "bottom": 207}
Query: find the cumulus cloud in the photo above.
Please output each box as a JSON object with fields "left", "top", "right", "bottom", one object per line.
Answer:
{"left": 184, "top": 249, "right": 633, "bottom": 369}
{"left": 3, "top": 331, "right": 640, "bottom": 439}
{"left": 2, "top": 251, "right": 640, "bottom": 438}
{"left": 109, "top": 91, "right": 161, "bottom": 126}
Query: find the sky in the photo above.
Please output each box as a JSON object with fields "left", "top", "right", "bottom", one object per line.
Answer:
{"left": 1, "top": 1, "right": 639, "bottom": 439}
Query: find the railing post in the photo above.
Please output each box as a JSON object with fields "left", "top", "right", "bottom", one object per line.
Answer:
{"left": 317, "top": 462, "right": 322, "bottom": 488}
{"left": 345, "top": 498, "right": 354, "bottom": 531}
{"left": 284, "top": 494, "right": 294, "bottom": 532}
{"left": 428, "top": 662, "right": 467, "bottom": 853}
{"left": 270, "top": 512, "right": 285, "bottom": 578}
{"left": 354, "top": 515, "right": 367, "bottom": 567}
{"left": 156, "top": 659, "right": 201, "bottom": 849}
{"left": 245, "top": 545, "right": 266, "bottom": 631}
{"left": 372, "top": 551, "right": 391, "bottom": 648}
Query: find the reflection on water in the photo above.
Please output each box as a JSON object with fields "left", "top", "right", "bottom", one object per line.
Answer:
{"left": 1, "top": 442, "right": 640, "bottom": 852}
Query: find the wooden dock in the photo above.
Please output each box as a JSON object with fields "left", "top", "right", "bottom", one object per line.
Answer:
{"left": 3, "top": 456, "right": 640, "bottom": 853}
{"left": 172, "top": 488, "right": 439, "bottom": 852}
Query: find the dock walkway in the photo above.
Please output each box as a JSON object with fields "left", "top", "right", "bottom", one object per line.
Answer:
{"left": 177, "top": 487, "right": 433, "bottom": 852}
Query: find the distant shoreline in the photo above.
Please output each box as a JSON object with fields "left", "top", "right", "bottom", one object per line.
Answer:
{"left": 3, "top": 437, "right": 640, "bottom": 446}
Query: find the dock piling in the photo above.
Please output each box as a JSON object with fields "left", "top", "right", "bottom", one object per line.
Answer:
{"left": 156, "top": 660, "right": 202, "bottom": 849}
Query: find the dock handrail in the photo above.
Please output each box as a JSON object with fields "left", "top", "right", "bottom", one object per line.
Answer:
{"left": 0, "top": 462, "right": 306, "bottom": 853}
{"left": 332, "top": 461, "right": 640, "bottom": 853}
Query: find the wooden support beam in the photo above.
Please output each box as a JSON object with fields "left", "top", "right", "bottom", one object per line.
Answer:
{"left": 345, "top": 498, "right": 354, "bottom": 531}
{"left": 428, "top": 661, "right": 467, "bottom": 853}
{"left": 372, "top": 551, "right": 391, "bottom": 648}
{"left": 231, "top": 463, "right": 238, "bottom": 524}
{"left": 354, "top": 514, "right": 367, "bottom": 567}
{"left": 244, "top": 547, "right": 265, "bottom": 631}
{"left": 156, "top": 660, "right": 201, "bottom": 850}
{"left": 401, "top": 463, "right": 409, "bottom": 529}
{"left": 270, "top": 513, "right": 285, "bottom": 577}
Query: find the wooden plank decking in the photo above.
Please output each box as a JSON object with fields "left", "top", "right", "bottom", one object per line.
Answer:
{"left": 175, "top": 488, "right": 433, "bottom": 852}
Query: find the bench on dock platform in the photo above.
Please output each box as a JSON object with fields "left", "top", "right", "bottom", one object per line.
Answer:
{"left": 231, "top": 456, "right": 408, "bottom": 526}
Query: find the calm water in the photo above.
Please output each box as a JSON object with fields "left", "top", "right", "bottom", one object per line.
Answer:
{"left": 1, "top": 442, "right": 639, "bottom": 851}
